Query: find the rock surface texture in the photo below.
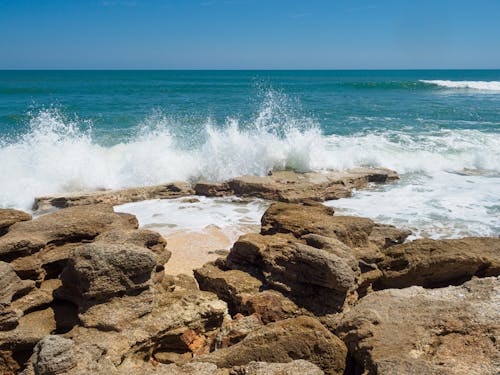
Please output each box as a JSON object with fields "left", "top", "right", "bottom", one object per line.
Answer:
{"left": 0, "top": 171, "right": 498, "bottom": 374}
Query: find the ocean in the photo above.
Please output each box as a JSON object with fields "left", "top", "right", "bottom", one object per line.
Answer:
{"left": 0, "top": 70, "right": 499, "bottom": 239}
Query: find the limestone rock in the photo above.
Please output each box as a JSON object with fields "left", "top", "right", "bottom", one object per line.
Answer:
{"left": 197, "top": 316, "right": 347, "bottom": 375}
{"left": 196, "top": 169, "right": 398, "bottom": 203}
{"left": 0, "top": 261, "right": 34, "bottom": 305}
{"left": 194, "top": 263, "right": 263, "bottom": 314}
{"left": 231, "top": 360, "right": 324, "bottom": 375}
{"left": 336, "top": 277, "right": 500, "bottom": 375}
{"left": 0, "top": 204, "right": 137, "bottom": 260}
{"left": 0, "top": 209, "right": 31, "bottom": 236}
{"left": 227, "top": 233, "right": 359, "bottom": 314}
{"left": 261, "top": 202, "right": 410, "bottom": 264}
{"left": 22, "top": 335, "right": 76, "bottom": 375}
{"left": 33, "top": 181, "right": 194, "bottom": 211}
{"left": 215, "top": 314, "right": 263, "bottom": 348}
{"left": 58, "top": 242, "right": 157, "bottom": 306}
{"left": 376, "top": 237, "right": 500, "bottom": 289}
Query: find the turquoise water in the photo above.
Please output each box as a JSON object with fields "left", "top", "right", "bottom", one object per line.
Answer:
{"left": 0, "top": 70, "right": 499, "bottom": 237}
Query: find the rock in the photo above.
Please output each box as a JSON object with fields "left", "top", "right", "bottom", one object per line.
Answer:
{"left": 58, "top": 242, "right": 157, "bottom": 307}
{"left": 215, "top": 314, "right": 263, "bottom": 348}
{"left": 0, "top": 204, "right": 137, "bottom": 261}
{"left": 0, "top": 209, "right": 31, "bottom": 236}
{"left": 95, "top": 229, "right": 171, "bottom": 271}
{"left": 197, "top": 316, "right": 347, "bottom": 375}
{"left": 0, "top": 261, "right": 34, "bottom": 306}
{"left": 0, "top": 307, "right": 57, "bottom": 374}
{"left": 231, "top": 360, "right": 324, "bottom": 375}
{"left": 194, "top": 182, "right": 233, "bottom": 197}
{"left": 261, "top": 202, "right": 410, "bottom": 263}
{"left": 240, "top": 291, "right": 302, "bottom": 324}
{"left": 161, "top": 273, "right": 200, "bottom": 292}
{"left": 10, "top": 279, "right": 61, "bottom": 316}
{"left": 22, "top": 335, "right": 76, "bottom": 375}
{"left": 227, "top": 233, "right": 359, "bottom": 314}
{"left": 55, "top": 290, "right": 228, "bottom": 373}
{"left": 194, "top": 263, "right": 263, "bottom": 314}
{"left": 196, "top": 169, "right": 398, "bottom": 203}
{"left": 33, "top": 182, "right": 194, "bottom": 211}
{"left": 336, "top": 277, "right": 500, "bottom": 375}
{"left": 376, "top": 237, "right": 500, "bottom": 289}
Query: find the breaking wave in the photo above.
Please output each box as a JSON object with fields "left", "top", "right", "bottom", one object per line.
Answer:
{"left": 420, "top": 80, "right": 500, "bottom": 91}
{"left": 0, "top": 90, "right": 499, "bottom": 211}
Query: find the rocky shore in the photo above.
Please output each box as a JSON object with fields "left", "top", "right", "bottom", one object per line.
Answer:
{"left": 0, "top": 170, "right": 498, "bottom": 374}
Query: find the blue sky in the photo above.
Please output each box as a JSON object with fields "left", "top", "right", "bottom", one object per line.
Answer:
{"left": 0, "top": 0, "right": 499, "bottom": 69}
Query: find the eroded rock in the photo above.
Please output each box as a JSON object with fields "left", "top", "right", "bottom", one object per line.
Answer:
{"left": 336, "top": 277, "right": 500, "bottom": 375}
{"left": 197, "top": 316, "right": 347, "bottom": 375}
{"left": 376, "top": 237, "right": 500, "bottom": 289}
{"left": 0, "top": 209, "right": 31, "bottom": 236}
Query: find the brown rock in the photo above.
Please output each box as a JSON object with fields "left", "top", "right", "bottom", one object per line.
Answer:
{"left": 227, "top": 233, "right": 359, "bottom": 314}
{"left": 215, "top": 314, "right": 263, "bottom": 348}
{"left": 261, "top": 202, "right": 410, "bottom": 263}
{"left": 376, "top": 237, "right": 500, "bottom": 289}
{"left": 33, "top": 181, "right": 194, "bottom": 211}
{"left": 224, "top": 169, "right": 398, "bottom": 203}
{"left": 336, "top": 277, "right": 500, "bottom": 375}
{"left": 0, "top": 261, "right": 34, "bottom": 306}
{"left": 0, "top": 209, "right": 31, "bottom": 236}
{"left": 57, "top": 242, "right": 157, "bottom": 307}
{"left": 240, "top": 291, "right": 302, "bottom": 324}
{"left": 197, "top": 316, "right": 347, "bottom": 375}
{"left": 0, "top": 204, "right": 137, "bottom": 261}
{"left": 231, "top": 360, "right": 324, "bottom": 375}
{"left": 194, "top": 263, "right": 263, "bottom": 314}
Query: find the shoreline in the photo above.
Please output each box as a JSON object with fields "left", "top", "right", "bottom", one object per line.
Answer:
{"left": 0, "top": 168, "right": 498, "bottom": 374}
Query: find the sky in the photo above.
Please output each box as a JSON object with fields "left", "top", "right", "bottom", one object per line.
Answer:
{"left": 0, "top": 0, "right": 499, "bottom": 69}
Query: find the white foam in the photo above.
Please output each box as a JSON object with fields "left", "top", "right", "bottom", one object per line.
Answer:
{"left": 420, "top": 80, "right": 500, "bottom": 91}
{"left": 115, "top": 196, "right": 269, "bottom": 240}
{"left": 325, "top": 172, "right": 500, "bottom": 239}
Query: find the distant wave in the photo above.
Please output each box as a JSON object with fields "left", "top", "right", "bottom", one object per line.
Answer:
{"left": 420, "top": 80, "right": 500, "bottom": 91}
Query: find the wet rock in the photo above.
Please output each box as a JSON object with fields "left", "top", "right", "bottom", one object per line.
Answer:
{"left": 0, "top": 204, "right": 137, "bottom": 261}
{"left": 57, "top": 242, "right": 157, "bottom": 307}
{"left": 376, "top": 237, "right": 500, "bottom": 289}
{"left": 197, "top": 169, "right": 398, "bottom": 203}
{"left": 231, "top": 360, "right": 324, "bottom": 375}
{"left": 33, "top": 181, "right": 194, "bottom": 211}
{"left": 336, "top": 277, "right": 500, "bottom": 375}
{"left": 0, "top": 209, "right": 31, "bottom": 236}
{"left": 197, "top": 316, "right": 347, "bottom": 375}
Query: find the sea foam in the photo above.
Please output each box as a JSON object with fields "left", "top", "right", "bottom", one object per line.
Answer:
{"left": 420, "top": 80, "right": 500, "bottom": 91}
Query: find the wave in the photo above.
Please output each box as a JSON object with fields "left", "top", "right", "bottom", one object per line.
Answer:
{"left": 0, "top": 92, "right": 499, "bottom": 210}
{"left": 420, "top": 80, "right": 500, "bottom": 91}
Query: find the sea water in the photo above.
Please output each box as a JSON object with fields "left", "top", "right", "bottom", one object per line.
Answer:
{"left": 0, "top": 70, "right": 499, "bottom": 238}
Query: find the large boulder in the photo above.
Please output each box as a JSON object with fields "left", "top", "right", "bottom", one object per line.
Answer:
{"left": 197, "top": 316, "right": 347, "bottom": 375}
{"left": 57, "top": 242, "right": 157, "bottom": 307}
{"left": 226, "top": 233, "right": 359, "bottom": 314}
{"left": 0, "top": 209, "right": 31, "bottom": 236}
{"left": 336, "top": 277, "right": 500, "bottom": 375}
{"left": 376, "top": 237, "right": 500, "bottom": 289}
